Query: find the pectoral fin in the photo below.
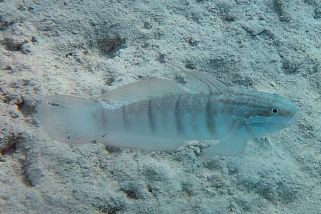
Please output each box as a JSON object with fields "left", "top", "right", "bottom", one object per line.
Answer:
{"left": 201, "top": 127, "right": 249, "bottom": 159}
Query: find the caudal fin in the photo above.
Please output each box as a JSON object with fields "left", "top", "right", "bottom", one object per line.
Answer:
{"left": 37, "top": 95, "right": 107, "bottom": 144}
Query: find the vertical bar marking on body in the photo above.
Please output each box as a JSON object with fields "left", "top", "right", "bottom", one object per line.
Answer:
{"left": 190, "top": 96, "right": 200, "bottom": 135}
{"left": 175, "top": 95, "right": 184, "bottom": 135}
{"left": 148, "top": 99, "right": 156, "bottom": 133}
{"left": 122, "top": 105, "right": 129, "bottom": 130}
{"left": 206, "top": 94, "right": 216, "bottom": 134}
{"left": 96, "top": 109, "right": 108, "bottom": 128}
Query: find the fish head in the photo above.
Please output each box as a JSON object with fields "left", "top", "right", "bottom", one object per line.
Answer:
{"left": 240, "top": 92, "right": 298, "bottom": 138}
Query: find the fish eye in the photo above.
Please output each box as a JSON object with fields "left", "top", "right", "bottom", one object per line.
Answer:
{"left": 272, "top": 108, "right": 278, "bottom": 114}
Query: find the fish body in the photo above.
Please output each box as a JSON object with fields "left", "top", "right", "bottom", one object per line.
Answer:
{"left": 114, "top": 89, "right": 296, "bottom": 137}
{"left": 37, "top": 70, "right": 297, "bottom": 158}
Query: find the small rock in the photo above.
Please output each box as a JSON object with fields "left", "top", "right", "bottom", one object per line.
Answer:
{"left": 0, "top": 15, "right": 16, "bottom": 30}
{"left": 2, "top": 37, "right": 27, "bottom": 51}
{"left": 21, "top": 43, "right": 32, "bottom": 54}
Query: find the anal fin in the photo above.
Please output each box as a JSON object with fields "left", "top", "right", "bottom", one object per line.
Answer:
{"left": 98, "top": 132, "right": 185, "bottom": 151}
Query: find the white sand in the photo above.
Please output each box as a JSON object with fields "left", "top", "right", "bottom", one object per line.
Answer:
{"left": 1, "top": 0, "right": 321, "bottom": 213}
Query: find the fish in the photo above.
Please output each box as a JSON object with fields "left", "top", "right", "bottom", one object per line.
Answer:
{"left": 37, "top": 66, "right": 298, "bottom": 159}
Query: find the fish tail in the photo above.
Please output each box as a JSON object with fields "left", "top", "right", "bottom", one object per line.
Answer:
{"left": 37, "top": 95, "right": 107, "bottom": 144}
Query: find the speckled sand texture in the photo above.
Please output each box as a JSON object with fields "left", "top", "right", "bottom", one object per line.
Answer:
{"left": 1, "top": 0, "right": 321, "bottom": 213}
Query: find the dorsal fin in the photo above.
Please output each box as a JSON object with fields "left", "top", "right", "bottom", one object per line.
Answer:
{"left": 100, "top": 79, "right": 187, "bottom": 105}
{"left": 166, "top": 62, "right": 229, "bottom": 94}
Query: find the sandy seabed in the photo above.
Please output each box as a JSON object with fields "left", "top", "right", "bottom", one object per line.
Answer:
{"left": 1, "top": 0, "right": 321, "bottom": 213}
